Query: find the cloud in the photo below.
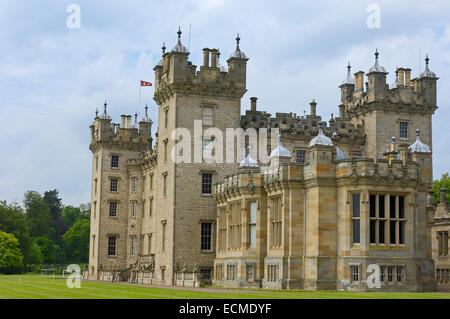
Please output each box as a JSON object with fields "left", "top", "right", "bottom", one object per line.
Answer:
{"left": 0, "top": 0, "right": 449, "bottom": 205}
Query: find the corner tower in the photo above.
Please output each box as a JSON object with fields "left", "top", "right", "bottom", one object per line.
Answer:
{"left": 149, "top": 30, "right": 248, "bottom": 284}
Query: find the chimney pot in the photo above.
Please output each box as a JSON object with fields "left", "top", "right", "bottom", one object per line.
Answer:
{"left": 250, "top": 97, "right": 257, "bottom": 111}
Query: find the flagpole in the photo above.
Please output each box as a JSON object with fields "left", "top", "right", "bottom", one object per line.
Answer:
{"left": 138, "top": 81, "right": 141, "bottom": 117}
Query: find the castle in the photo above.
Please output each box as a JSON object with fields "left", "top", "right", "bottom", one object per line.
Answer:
{"left": 88, "top": 28, "right": 448, "bottom": 291}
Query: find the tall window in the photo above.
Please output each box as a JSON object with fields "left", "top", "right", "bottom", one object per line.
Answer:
{"left": 161, "top": 221, "right": 166, "bottom": 251}
{"left": 110, "top": 178, "right": 118, "bottom": 192}
{"left": 218, "top": 208, "right": 227, "bottom": 251}
{"left": 246, "top": 264, "right": 255, "bottom": 282}
{"left": 227, "top": 264, "right": 236, "bottom": 280}
{"left": 150, "top": 174, "right": 154, "bottom": 190}
{"left": 249, "top": 202, "right": 257, "bottom": 247}
{"left": 147, "top": 233, "right": 152, "bottom": 254}
{"left": 370, "top": 194, "right": 406, "bottom": 245}
{"left": 267, "top": 264, "right": 278, "bottom": 282}
{"left": 111, "top": 155, "right": 119, "bottom": 168}
{"left": 131, "top": 201, "right": 136, "bottom": 218}
{"left": 131, "top": 177, "right": 136, "bottom": 193}
{"left": 202, "top": 106, "right": 213, "bottom": 126}
{"left": 130, "top": 236, "right": 135, "bottom": 256}
{"left": 201, "top": 222, "right": 212, "bottom": 250}
{"left": 163, "top": 173, "right": 167, "bottom": 197}
{"left": 109, "top": 202, "right": 117, "bottom": 217}
{"left": 350, "top": 265, "right": 360, "bottom": 282}
{"left": 108, "top": 236, "right": 116, "bottom": 256}
{"left": 202, "top": 139, "right": 213, "bottom": 160}
{"left": 216, "top": 264, "right": 224, "bottom": 280}
{"left": 163, "top": 140, "right": 168, "bottom": 162}
{"left": 149, "top": 197, "right": 153, "bottom": 216}
{"left": 229, "top": 202, "right": 241, "bottom": 249}
{"left": 438, "top": 231, "right": 449, "bottom": 257}
{"left": 296, "top": 149, "right": 306, "bottom": 164}
{"left": 202, "top": 173, "right": 213, "bottom": 195}
{"left": 399, "top": 122, "right": 408, "bottom": 138}
{"left": 271, "top": 197, "right": 282, "bottom": 247}
{"left": 352, "top": 194, "right": 360, "bottom": 244}
{"left": 164, "top": 109, "right": 168, "bottom": 128}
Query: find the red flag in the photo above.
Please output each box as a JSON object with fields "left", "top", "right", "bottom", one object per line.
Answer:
{"left": 140, "top": 80, "right": 152, "bottom": 86}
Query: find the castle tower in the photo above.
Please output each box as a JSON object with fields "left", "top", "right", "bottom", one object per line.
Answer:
{"left": 88, "top": 101, "right": 152, "bottom": 279}
{"left": 343, "top": 51, "right": 438, "bottom": 171}
{"left": 149, "top": 30, "right": 248, "bottom": 284}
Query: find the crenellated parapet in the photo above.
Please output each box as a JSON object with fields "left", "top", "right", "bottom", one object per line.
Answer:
{"left": 153, "top": 31, "right": 248, "bottom": 105}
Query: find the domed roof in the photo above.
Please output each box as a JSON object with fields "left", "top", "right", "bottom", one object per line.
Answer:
{"left": 342, "top": 62, "right": 355, "bottom": 85}
{"left": 408, "top": 129, "right": 431, "bottom": 153}
{"left": 270, "top": 134, "right": 291, "bottom": 158}
{"left": 171, "top": 27, "right": 189, "bottom": 53}
{"left": 419, "top": 54, "right": 437, "bottom": 78}
{"left": 240, "top": 147, "right": 259, "bottom": 168}
{"left": 229, "top": 33, "right": 247, "bottom": 59}
{"left": 336, "top": 147, "right": 348, "bottom": 160}
{"left": 309, "top": 126, "right": 333, "bottom": 147}
{"left": 368, "top": 49, "right": 387, "bottom": 73}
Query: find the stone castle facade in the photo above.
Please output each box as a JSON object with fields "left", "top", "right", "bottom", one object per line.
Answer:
{"left": 88, "top": 29, "right": 446, "bottom": 291}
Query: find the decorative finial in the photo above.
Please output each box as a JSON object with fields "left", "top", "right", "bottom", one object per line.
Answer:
{"left": 177, "top": 26, "right": 182, "bottom": 38}
{"left": 145, "top": 104, "right": 148, "bottom": 116}
{"left": 416, "top": 128, "right": 420, "bottom": 136}
{"left": 425, "top": 53, "right": 429, "bottom": 65}
{"left": 245, "top": 146, "right": 250, "bottom": 158}
{"left": 347, "top": 61, "right": 351, "bottom": 72}
{"left": 95, "top": 108, "right": 98, "bottom": 118}
{"left": 104, "top": 100, "right": 107, "bottom": 113}
{"left": 331, "top": 113, "right": 334, "bottom": 120}
{"left": 375, "top": 48, "right": 379, "bottom": 59}
{"left": 162, "top": 42, "right": 166, "bottom": 54}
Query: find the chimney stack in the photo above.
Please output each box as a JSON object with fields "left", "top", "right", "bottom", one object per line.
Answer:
{"left": 121, "top": 115, "right": 126, "bottom": 128}
{"left": 338, "top": 104, "right": 345, "bottom": 118}
{"left": 250, "top": 97, "right": 257, "bottom": 111}
{"left": 203, "top": 48, "right": 210, "bottom": 67}
{"left": 210, "top": 49, "right": 218, "bottom": 68}
{"left": 310, "top": 99, "right": 317, "bottom": 116}
{"left": 398, "top": 68, "right": 405, "bottom": 86}
{"left": 126, "top": 115, "right": 132, "bottom": 128}
{"left": 405, "top": 68, "right": 411, "bottom": 86}
{"left": 354, "top": 71, "right": 364, "bottom": 92}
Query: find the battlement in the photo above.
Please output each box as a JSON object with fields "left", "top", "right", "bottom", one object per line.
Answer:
{"left": 89, "top": 110, "right": 152, "bottom": 153}
{"left": 240, "top": 98, "right": 366, "bottom": 149}
{"left": 214, "top": 156, "right": 425, "bottom": 198}
{"left": 153, "top": 31, "right": 248, "bottom": 105}
{"left": 340, "top": 52, "right": 438, "bottom": 118}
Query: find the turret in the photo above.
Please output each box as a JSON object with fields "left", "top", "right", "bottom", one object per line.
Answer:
{"left": 366, "top": 49, "right": 388, "bottom": 102}
{"left": 96, "top": 100, "right": 113, "bottom": 140}
{"left": 153, "top": 43, "right": 165, "bottom": 90}
{"left": 417, "top": 54, "right": 438, "bottom": 107}
{"left": 227, "top": 33, "right": 248, "bottom": 90}
{"left": 408, "top": 128, "right": 432, "bottom": 184}
{"left": 307, "top": 124, "right": 333, "bottom": 177}
{"left": 339, "top": 62, "right": 355, "bottom": 104}
{"left": 139, "top": 105, "right": 153, "bottom": 146}
{"left": 169, "top": 27, "right": 189, "bottom": 84}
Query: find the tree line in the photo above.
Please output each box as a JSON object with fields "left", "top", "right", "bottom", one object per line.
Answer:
{"left": 0, "top": 190, "right": 90, "bottom": 274}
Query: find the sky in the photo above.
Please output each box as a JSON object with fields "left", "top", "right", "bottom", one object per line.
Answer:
{"left": 0, "top": 0, "right": 449, "bottom": 206}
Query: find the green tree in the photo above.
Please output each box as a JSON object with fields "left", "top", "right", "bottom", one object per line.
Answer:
{"left": 433, "top": 173, "right": 450, "bottom": 204}
{"left": 0, "top": 201, "right": 35, "bottom": 264}
{"left": 33, "top": 236, "right": 56, "bottom": 264}
{"left": 62, "top": 219, "right": 90, "bottom": 263}
{"left": 43, "top": 190, "right": 65, "bottom": 244}
{"left": 0, "top": 231, "right": 24, "bottom": 274}
{"left": 24, "top": 191, "right": 54, "bottom": 240}
{"left": 62, "top": 205, "right": 89, "bottom": 229}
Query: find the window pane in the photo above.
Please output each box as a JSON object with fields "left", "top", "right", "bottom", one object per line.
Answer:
{"left": 390, "top": 196, "right": 396, "bottom": 218}
{"left": 111, "top": 155, "right": 119, "bottom": 168}
{"left": 379, "top": 220, "right": 385, "bottom": 244}
{"left": 379, "top": 195, "right": 385, "bottom": 218}
{"left": 249, "top": 202, "right": 256, "bottom": 223}
{"left": 250, "top": 225, "right": 256, "bottom": 247}
{"left": 370, "top": 195, "right": 376, "bottom": 217}
{"left": 296, "top": 150, "right": 306, "bottom": 163}
{"left": 400, "top": 122, "right": 408, "bottom": 138}
{"left": 399, "top": 221, "right": 405, "bottom": 244}
{"left": 353, "top": 220, "right": 360, "bottom": 244}
{"left": 202, "top": 173, "right": 212, "bottom": 194}
{"left": 201, "top": 222, "right": 212, "bottom": 250}
{"left": 399, "top": 196, "right": 405, "bottom": 218}
{"left": 390, "top": 221, "right": 396, "bottom": 244}
{"left": 353, "top": 194, "right": 360, "bottom": 217}
{"left": 370, "top": 220, "right": 376, "bottom": 244}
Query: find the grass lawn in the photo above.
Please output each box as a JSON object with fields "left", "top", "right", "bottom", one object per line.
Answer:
{"left": 1, "top": 274, "right": 449, "bottom": 299}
